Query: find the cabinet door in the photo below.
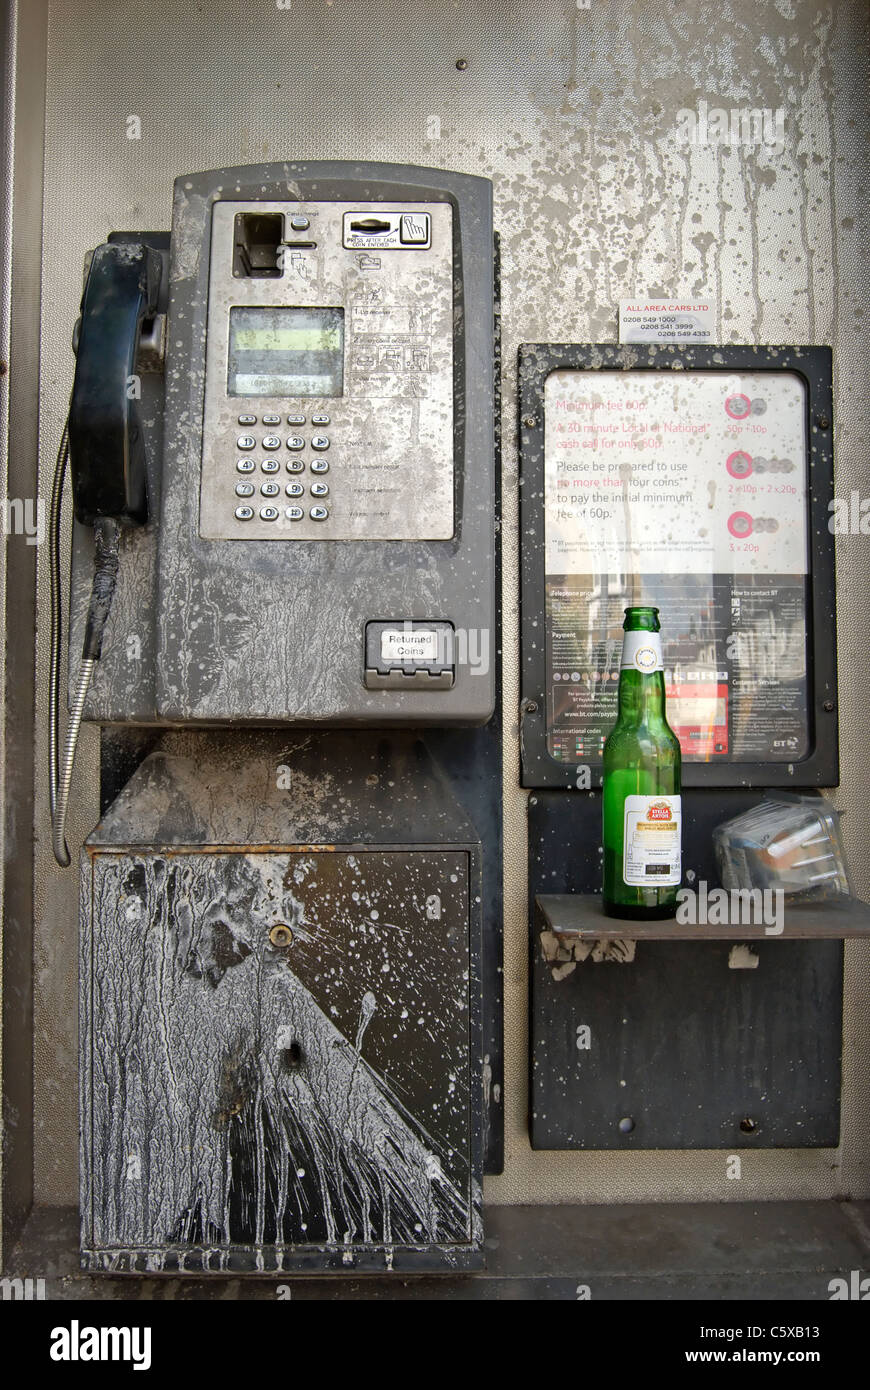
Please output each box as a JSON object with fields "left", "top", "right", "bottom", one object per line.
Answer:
{"left": 81, "top": 848, "right": 481, "bottom": 1272}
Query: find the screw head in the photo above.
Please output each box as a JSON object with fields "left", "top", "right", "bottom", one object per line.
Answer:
{"left": 269, "top": 923, "right": 293, "bottom": 948}
{"left": 815, "top": 414, "right": 831, "bottom": 430}
{"left": 618, "top": 1116, "right": 635, "bottom": 1134}
{"left": 455, "top": 57, "right": 468, "bottom": 70}
{"left": 823, "top": 700, "right": 835, "bottom": 712}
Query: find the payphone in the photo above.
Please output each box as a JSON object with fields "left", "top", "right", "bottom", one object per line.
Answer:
{"left": 58, "top": 163, "right": 494, "bottom": 736}
{"left": 51, "top": 164, "right": 499, "bottom": 1272}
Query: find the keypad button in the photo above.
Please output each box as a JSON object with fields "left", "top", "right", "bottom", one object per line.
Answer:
{"left": 286, "top": 481, "right": 304, "bottom": 497}
{"left": 262, "top": 413, "right": 281, "bottom": 426}
{"left": 234, "top": 505, "right": 254, "bottom": 520}
{"left": 261, "top": 481, "right": 280, "bottom": 497}
{"left": 285, "top": 505, "right": 304, "bottom": 520}
{"left": 261, "top": 459, "right": 280, "bottom": 473}
{"left": 262, "top": 435, "right": 282, "bottom": 450}
{"left": 311, "top": 413, "right": 330, "bottom": 426}
{"left": 259, "top": 505, "right": 279, "bottom": 521}
{"left": 237, "top": 434, "right": 256, "bottom": 450}
{"left": 286, "top": 459, "right": 305, "bottom": 473}
{"left": 310, "top": 481, "right": 329, "bottom": 497}
{"left": 236, "top": 458, "right": 256, "bottom": 473}
{"left": 238, "top": 413, "right": 257, "bottom": 425}
{"left": 310, "top": 458, "right": 329, "bottom": 474}
{"left": 287, "top": 413, "right": 306, "bottom": 425}
{"left": 287, "top": 435, "right": 305, "bottom": 451}
{"left": 310, "top": 505, "right": 329, "bottom": 520}
{"left": 311, "top": 434, "right": 330, "bottom": 450}
{"left": 235, "top": 481, "right": 255, "bottom": 497}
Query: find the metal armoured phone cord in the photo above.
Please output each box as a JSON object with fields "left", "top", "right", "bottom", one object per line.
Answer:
{"left": 49, "top": 415, "right": 121, "bottom": 867}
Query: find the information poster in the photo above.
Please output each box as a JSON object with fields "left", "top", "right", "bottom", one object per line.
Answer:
{"left": 543, "top": 370, "right": 809, "bottom": 764}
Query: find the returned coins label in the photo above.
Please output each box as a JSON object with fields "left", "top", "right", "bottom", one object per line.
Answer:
{"left": 623, "top": 794, "right": 681, "bottom": 886}
{"left": 381, "top": 629, "right": 438, "bottom": 662}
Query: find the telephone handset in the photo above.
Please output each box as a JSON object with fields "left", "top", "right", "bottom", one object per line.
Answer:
{"left": 68, "top": 240, "right": 164, "bottom": 527}
{"left": 52, "top": 163, "right": 495, "bottom": 864}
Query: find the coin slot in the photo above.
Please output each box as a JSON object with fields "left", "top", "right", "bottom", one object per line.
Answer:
{"left": 349, "top": 217, "right": 393, "bottom": 234}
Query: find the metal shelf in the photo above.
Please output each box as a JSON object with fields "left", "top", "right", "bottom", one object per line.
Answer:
{"left": 535, "top": 892, "right": 870, "bottom": 941}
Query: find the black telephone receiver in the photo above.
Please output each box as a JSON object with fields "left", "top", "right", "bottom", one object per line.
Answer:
{"left": 52, "top": 238, "right": 165, "bottom": 865}
{"left": 68, "top": 239, "right": 163, "bottom": 527}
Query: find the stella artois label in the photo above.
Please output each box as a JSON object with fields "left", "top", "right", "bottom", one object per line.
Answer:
{"left": 623, "top": 794, "right": 682, "bottom": 886}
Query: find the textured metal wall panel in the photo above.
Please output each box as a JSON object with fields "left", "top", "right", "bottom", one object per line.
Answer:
{"left": 2, "top": 0, "right": 49, "bottom": 1256}
{"left": 29, "top": 0, "right": 870, "bottom": 1206}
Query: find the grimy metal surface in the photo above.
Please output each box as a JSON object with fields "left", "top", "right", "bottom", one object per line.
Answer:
{"left": 528, "top": 791, "right": 843, "bottom": 1151}
{"left": 80, "top": 732, "right": 483, "bottom": 1271}
{"left": 68, "top": 165, "right": 495, "bottom": 726}
{"left": 200, "top": 197, "right": 455, "bottom": 542}
{"left": 28, "top": 0, "right": 870, "bottom": 1208}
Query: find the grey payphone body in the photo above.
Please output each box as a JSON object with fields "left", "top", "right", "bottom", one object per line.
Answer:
{"left": 69, "top": 163, "right": 496, "bottom": 725}
{"left": 60, "top": 164, "right": 499, "bottom": 1273}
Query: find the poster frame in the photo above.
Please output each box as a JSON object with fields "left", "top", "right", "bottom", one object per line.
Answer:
{"left": 518, "top": 343, "right": 838, "bottom": 789}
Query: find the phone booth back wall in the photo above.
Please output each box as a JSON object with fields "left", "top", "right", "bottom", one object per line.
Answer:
{"left": 27, "top": 0, "right": 870, "bottom": 1206}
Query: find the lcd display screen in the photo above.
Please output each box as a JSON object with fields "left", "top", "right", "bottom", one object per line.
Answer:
{"left": 228, "top": 306, "right": 345, "bottom": 396}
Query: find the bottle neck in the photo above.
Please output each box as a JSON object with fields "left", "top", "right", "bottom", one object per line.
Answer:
{"left": 617, "top": 628, "right": 667, "bottom": 726}
{"left": 616, "top": 670, "right": 668, "bottom": 726}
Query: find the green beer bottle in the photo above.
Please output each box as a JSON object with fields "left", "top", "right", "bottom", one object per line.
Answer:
{"left": 602, "top": 606, "right": 681, "bottom": 918}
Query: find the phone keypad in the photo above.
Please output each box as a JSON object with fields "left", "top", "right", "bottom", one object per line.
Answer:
{"left": 228, "top": 425, "right": 336, "bottom": 529}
